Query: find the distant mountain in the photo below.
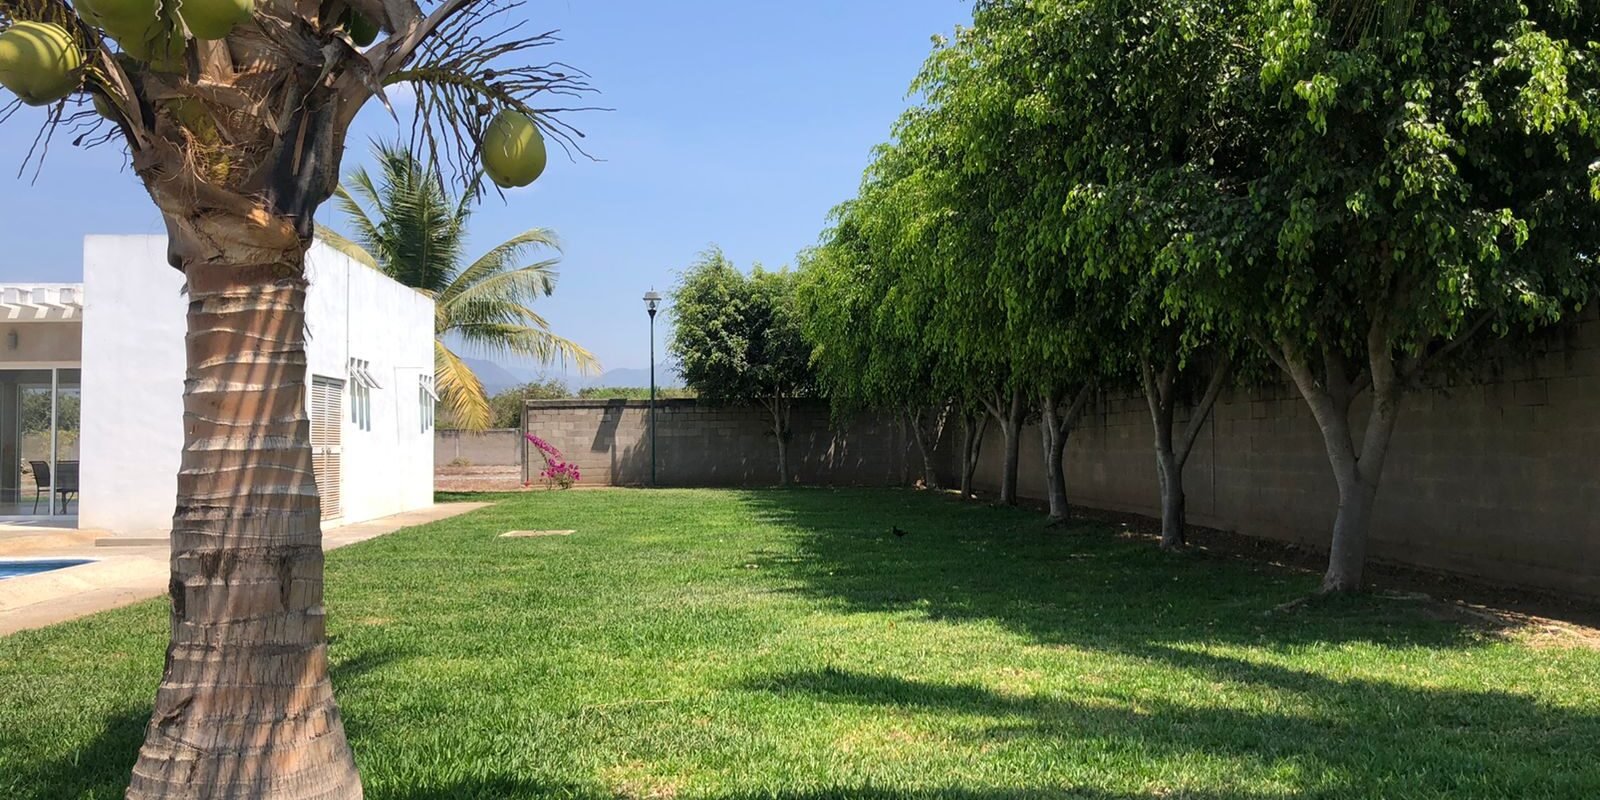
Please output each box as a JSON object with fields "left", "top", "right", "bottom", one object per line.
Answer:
{"left": 581, "top": 363, "right": 683, "bottom": 390}
{"left": 460, "top": 357, "right": 682, "bottom": 395}
{"left": 459, "top": 357, "right": 530, "bottom": 396}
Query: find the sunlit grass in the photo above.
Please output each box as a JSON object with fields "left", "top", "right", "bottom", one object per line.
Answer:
{"left": 2, "top": 488, "right": 1596, "bottom": 799}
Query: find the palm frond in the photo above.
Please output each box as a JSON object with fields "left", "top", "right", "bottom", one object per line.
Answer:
{"left": 314, "top": 224, "right": 380, "bottom": 269}
{"left": 439, "top": 259, "right": 562, "bottom": 318}
{"left": 436, "top": 340, "right": 492, "bottom": 431}
{"left": 453, "top": 322, "right": 601, "bottom": 376}
{"left": 439, "top": 228, "right": 563, "bottom": 306}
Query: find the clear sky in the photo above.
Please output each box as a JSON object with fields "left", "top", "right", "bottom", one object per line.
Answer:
{"left": 0, "top": 1, "right": 972, "bottom": 380}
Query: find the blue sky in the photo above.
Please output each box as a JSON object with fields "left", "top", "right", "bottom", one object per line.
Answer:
{"left": 0, "top": 1, "right": 972, "bottom": 380}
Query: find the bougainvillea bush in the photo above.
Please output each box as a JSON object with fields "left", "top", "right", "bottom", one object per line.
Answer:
{"left": 526, "top": 434, "right": 581, "bottom": 490}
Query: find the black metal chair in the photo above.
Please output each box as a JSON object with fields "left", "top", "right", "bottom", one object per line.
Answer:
{"left": 27, "top": 460, "right": 78, "bottom": 514}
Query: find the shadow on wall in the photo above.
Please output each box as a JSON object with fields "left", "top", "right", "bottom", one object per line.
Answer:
{"left": 527, "top": 399, "right": 918, "bottom": 488}
{"left": 726, "top": 488, "right": 1600, "bottom": 798}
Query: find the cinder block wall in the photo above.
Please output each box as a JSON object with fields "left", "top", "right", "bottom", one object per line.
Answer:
{"left": 435, "top": 429, "right": 523, "bottom": 467}
{"left": 941, "top": 314, "right": 1600, "bottom": 599}
{"left": 522, "top": 399, "right": 914, "bottom": 487}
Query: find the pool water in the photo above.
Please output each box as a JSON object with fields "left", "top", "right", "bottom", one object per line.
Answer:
{"left": 0, "top": 559, "right": 93, "bottom": 580}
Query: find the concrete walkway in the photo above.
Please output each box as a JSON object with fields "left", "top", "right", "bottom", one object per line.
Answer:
{"left": 0, "top": 503, "right": 490, "bottom": 637}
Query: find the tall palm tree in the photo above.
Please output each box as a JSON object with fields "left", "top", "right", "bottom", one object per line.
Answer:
{"left": 323, "top": 143, "right": 598, "bottom": 430}
{"left": 0, "top": 0, "right": 591, "bottom": 793}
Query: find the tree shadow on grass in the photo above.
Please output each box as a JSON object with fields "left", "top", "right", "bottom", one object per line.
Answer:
{"left": 3, "top": 642, "right": 413, "bottom": 800}
{"left": 741, "top": 662, "right": 1600, "bottom": 798}
{"left": 729, "top": 489, "right": 1600, "bottom": 797}
{"left": 735, "top": 488, "right": 1484, "bottom": 652}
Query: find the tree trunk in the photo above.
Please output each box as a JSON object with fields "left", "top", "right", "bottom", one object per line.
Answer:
{"left": 1154, "top": 444, "right": 1185, "bottom": 549}
{"left": 959, "top": 411, "right": 986, "bottom": 499}
{"left": 1270, "top": 329, "right": 1404, "bottom": 594}
{"left": 1140, "top": 352, "right": 1231, "bottom": 551}
{"left": 998, "top": 388, "right": 1024, "bottom": 506}
{"left": 770, "top": 398, "right": 790, "bottom": 486}
{"left": 905, "top": 408, "right": 943, "bottom": 491}
{"left": 1040, "top": 397, "right": 1069, "bottom": 523}
{"left": 127, "top": 246, "right": 363, "bottom": 798}
{"left": 1039, "top": 386, "right": 1093, "bottom": 524}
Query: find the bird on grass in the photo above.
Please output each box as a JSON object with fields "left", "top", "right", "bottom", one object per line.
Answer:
{"left": 891, "top": 526, "right": 910, "bottom": 538}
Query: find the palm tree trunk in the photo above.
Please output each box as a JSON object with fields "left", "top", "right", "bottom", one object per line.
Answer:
{"left": 127, "top": 251, "right": 362, "bottom": 798}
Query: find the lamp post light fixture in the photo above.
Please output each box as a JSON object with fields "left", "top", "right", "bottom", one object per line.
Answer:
{"left": 644, "top": 290, "right": 662, "bottom": 486}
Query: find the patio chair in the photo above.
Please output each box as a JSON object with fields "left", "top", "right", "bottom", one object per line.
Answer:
{"left": 27, "top": 460, "right": 79, "bottom": 514}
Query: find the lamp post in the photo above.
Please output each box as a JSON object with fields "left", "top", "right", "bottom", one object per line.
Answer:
{"left": 643, "top": 290, "right": 662, "bottom": 486}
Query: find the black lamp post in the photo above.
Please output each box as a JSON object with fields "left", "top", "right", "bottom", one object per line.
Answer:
{"left": 644, "top": 290, "right": 661, "bottom": 486}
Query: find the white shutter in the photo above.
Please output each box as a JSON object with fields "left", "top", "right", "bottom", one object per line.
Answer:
{"left": 311, "top": 377, "right": 344, "bottom": 520}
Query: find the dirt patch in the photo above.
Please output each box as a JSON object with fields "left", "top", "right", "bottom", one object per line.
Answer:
{"left": 434, "top": 465, "right": 524, "bottom": 492}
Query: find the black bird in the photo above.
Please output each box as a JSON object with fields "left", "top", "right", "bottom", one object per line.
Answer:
{"left": 891, "top": 526, "right": 910, "bottom": 538}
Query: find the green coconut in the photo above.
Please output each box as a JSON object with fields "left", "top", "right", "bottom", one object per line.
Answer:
{"left": 76, "top": 0, "right": 159, "bottom": 37}
{"left": 482, "top": 110, "right": 547, "bottom": 189}
{"left": 119, "top": 18, "right": 186, "bottom": 71}
{"left": 178, "top": 0, "right": 253, "bottom": 40}
{"left": 344, "top": 9, "right": 378, "bottom": 47}
{"left": 0, "top": 22, "right": 82, "bottom": 106}
{"left": 77, "top": 0, "right": 184, "bottom": 68}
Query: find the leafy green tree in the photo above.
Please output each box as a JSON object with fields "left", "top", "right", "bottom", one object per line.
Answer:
{"left": 969, "top": 0, "right": 1246, "bottom": 544}
{"left": 326, "top": 143, "right": 597, "bottom": 431}
{"left": 576, "top": 386, "right": 697, "bottom": 400}
{"left": 799, "top": 199, "right": 953, "bottom": 490}
{"left": 483, "top": 379, "right": 572, "bottom": 429}
{"left": 670, "top": 247, "right": 815, "bottom": 485}
{"left": 1170, "top": 0, "right": 1600, "bottom": 591}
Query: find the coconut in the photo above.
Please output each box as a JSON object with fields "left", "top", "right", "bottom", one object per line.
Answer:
{"left": 117, "top": 21, "right": 186, "bottom": 71}
{"left": 482, "top": 110, "right": 548, "bottom": 189}
{"left": 76, "top": 0, "right": 160, "bottom": 38}
{"left": 0, "top": 22, "right": 82, "bottom": 106}
{"left": 77, "top": 0, "right": 185, "bottom": 67}
{"left": 178, "top": 0, "right": 253, "bottom": 40}
{"left": 344, "top": 9, "right": 378, "bottom": 47}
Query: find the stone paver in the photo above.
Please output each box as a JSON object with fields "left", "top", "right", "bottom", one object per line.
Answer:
{"left": 0, "top": 502, "right": 490, "bottom": 637}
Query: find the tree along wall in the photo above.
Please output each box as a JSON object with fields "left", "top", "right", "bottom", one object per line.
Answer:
{"left": 522, "top": 399, "right": 915, "bottom": 487}
{"left": 940, "top": 314, "right": 1600, "bottom": 600}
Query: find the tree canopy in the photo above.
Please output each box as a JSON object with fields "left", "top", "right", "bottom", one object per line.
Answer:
{"left": 327, "top": 142, "right": 597, "bottom": 430}
{"left": 670, "top": 247, "right": 814, "bottom": 484}
{"left": 798, "top": 0, "right": 1600, "bottom": 589}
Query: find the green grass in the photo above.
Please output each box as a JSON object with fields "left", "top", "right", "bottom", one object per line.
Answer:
{"left": 2, "top": 488, "right": 1597, "bottom": 799}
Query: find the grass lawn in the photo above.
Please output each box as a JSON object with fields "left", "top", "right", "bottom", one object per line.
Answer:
{"left": 2, "top": 488, "right": 1597, "bottom": 799}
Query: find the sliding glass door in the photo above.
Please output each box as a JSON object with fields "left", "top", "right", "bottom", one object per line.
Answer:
{"left": 1, "top": 367, "right": 81, "bottom": 517}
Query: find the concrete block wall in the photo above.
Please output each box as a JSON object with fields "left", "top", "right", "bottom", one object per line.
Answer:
{"left": 435, "top": 429, "right": 523, "bottom": 467}
{"left": 941, "top": 314, "right": 1600, "bottom": 599}
{"left": 522, "top": 399, "right": 914, "bottom": 487}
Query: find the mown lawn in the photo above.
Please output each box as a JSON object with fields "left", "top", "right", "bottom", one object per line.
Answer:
{"left": 2, "top": 488, "right": 1597, "bottom": 799}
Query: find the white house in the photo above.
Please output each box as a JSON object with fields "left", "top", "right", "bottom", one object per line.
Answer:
{"left": 1, "top": 235, "right": 436, "bottom": 537}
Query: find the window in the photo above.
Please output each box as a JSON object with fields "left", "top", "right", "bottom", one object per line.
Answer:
{"left": 347, "top": 358, "right": 381, "bottom": 432}
{"left": 310, "top": 377, "right": 344, "bottom": 520}
{"left": 419, "top": 375, "right": 437, "bottom": 432}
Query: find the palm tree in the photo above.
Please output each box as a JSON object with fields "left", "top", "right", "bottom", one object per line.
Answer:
{"left": 0, "top": 0, "right": 592, "bottom": 794}
{"left": 323, "top": 143, "right": 598, "bottom": 430}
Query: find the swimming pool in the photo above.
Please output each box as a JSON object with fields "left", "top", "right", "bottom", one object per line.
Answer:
{"left": 0, "top": 559, "right": 93, "bottom": 580}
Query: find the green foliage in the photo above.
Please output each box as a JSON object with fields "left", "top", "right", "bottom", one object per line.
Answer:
{"left": 484, "top": 379, "right": 572, "bottom": 429}
{"left": 574, "top": 386, "right": 697, "bottom": 401}
{"left": 668, "top": 247, "right": 815, "bottom": 408}
{"left": 327, "top": 142, "right": 597, "bottom": 430}
{"left": 18, "top": 389, "right": 78, "bottom": 433}
{"left": 1169, "top": 0, "right": 1600, "bottom": 361}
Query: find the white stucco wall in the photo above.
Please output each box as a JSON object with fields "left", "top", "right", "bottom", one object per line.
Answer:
{"left": 79, "top": 235, "right": 435, "bottom": 536}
